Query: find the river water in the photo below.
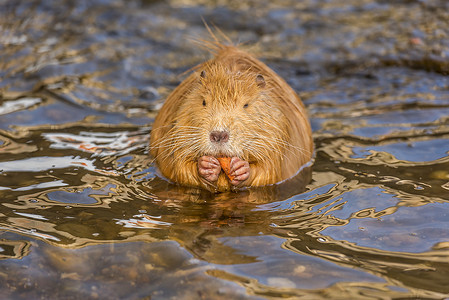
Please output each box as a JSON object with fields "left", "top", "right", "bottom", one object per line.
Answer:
{"left": 1, "top": 0, "right": 449, "bottom": 299}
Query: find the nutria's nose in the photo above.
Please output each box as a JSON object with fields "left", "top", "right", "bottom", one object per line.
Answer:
{"left": 210, "top": 130, "right": 229, "bottom": 143}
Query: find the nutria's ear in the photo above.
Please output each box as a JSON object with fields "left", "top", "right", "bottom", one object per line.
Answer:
{"left": 200, "top": 70, "right": 206, "bottom": 78}
{"left": 256, "top": 74, "right": 266, "bottom": 88}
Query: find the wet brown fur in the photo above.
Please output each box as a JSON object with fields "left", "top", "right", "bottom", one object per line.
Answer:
{"left": 150, "top": 43, "right": 313, "bottom": 192}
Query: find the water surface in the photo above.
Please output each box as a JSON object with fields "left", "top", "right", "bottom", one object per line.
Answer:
{"left": 1, "top": 0, "right": 449, "bottom": 299}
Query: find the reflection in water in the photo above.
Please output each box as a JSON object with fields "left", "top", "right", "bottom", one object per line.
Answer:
{"left": 0, "top": 239, "right": 30, "bottom": 260}
{"left": 1, "top": 0, "right": 449, "bottom": 299}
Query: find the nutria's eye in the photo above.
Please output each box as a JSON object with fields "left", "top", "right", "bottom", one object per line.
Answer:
{"left": 243, "top": 103, "right": 249, "bottom": 108}
{"left": 202, "top": 99, "right": 206, "bottom": 107}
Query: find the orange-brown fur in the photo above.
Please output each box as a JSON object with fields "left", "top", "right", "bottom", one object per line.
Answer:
{"left": 150, "top": 44, "right": 313, "bottom": 192}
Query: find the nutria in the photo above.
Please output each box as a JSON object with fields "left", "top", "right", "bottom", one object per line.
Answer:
{"left": 150, "top": 43, "right": 313, "bottom": 192}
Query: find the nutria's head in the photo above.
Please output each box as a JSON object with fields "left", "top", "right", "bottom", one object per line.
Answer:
{"left": 160, "top": 62, "right": 289, "bottom": 171}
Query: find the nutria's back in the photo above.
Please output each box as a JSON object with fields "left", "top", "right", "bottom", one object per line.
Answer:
{"left": 150, "top": 44, "right": 313, "bottom": 192}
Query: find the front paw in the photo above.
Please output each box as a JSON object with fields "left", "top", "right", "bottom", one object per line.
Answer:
{"left": 198, "top": 156, "right": 221, "bottom": 183}
{"left": 229, "top": 157, "right": 250, "bottom": 186}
